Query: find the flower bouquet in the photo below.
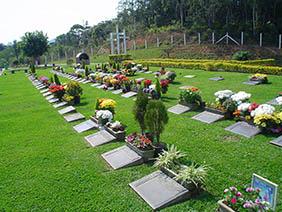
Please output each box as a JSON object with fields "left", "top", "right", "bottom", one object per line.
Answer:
{"left": 105, "top": 121, "right": 126, "bottom": 140}
{"left": 63, "top": 81, "right": 83, "bottom": 105}
{"left": 218, "top": 186, "right": 270, "bottom": 212}
{"left": 49, "top": 85, "right": 65, "bottom": 100}
{"left": 143, "top": 79, "right": 152, "bottom": 88}
{"left": 179, "top": 87, "right": 204, "bottom": 109}
{"left": 95, "top": 110, "right": 113, "bottom": 127}
{"left": 160, "top": 79, "right": 169, "bottom": 94}
{"left": 249, "top": 73, "right": 268, "bottom": 84}
{"left": 95, "top": 98, "right": 116, "bottom": 114}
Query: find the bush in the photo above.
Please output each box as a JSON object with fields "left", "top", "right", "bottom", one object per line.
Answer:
{"left": 232, "top": 51, "right": 252, "bottom": 61}
{"left": 155, "top": 79, "right": 162, "bottom": 99}
{"left": 54, "top": 74, "right": 61, "bottom": 85}
{"left": 65, "top": 81, "right": 83, "bottom": 97}
{"left": 133, "top": 89, "right": 149, "bottom": 133}
{"left": 109, "top": 54, "right": 132, "bottom": 63}
{"left": 145, "top": 100, "right": 169, "bottom": 144}
{"left": 30, "top": 64, "right": 36, "bottom": 74}
{"left": 66, "top": 59, "right": 74, "bottom": 66}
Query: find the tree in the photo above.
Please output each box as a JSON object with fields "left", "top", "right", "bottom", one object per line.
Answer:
{"left": 133, "top": 89, "right": 149, "bottom": 133}
{"left": 12, "top": 40, "right": 20, "bottom": 62}
{"left": 145, "top": 100, "right": 169, "bottom": 144}
{"left": 22, "top": 31, "right": 48, "bottom": 64}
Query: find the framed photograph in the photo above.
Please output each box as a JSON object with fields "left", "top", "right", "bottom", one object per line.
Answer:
{"left": 251, "top": 174, "right": 278, "bottom": 210}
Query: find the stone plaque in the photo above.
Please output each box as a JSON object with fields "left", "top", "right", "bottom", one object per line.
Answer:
{"left": 53, "top": 101, "right": 68, "bottom": 108}
{"left": 48, "top": 98, "right": 59, "bottom": 103}
{"left": 91, "top": 83, "right": 101, "bottom": 87}
{"left": 136, "top": 78, "right": 145, "bottom": 82}
{"left": 121, "top": 92, "right": 137, "bottom": 98}
{"left": 64, "top": 113, "right": 85, "bottom": 122}
{"left": 73, "top": 120, "right": 98, "bottom": 133}
{"left": 243, "top": 81, "right": 261, "bottom": 85}
{"left": 168, "top": 104, "right": 191, "bottom": 115}
{"left": 97, "top": 85, "right": 105, "bottom": 89}
{"left": 192, "top": 111, "right": 224, "bottom": 124}
{"left": 40, "top": 89, "right": 49, "bottom": 94}
{"left": 101, "top": 145, "right": 143, "bottom": 170}
{"left": 129, "top": 171, "right": 189, "bottom": 210}
{"left": 46, "top": 95, "right": 55, "bottom": 100}
{"left": 43, "top": 92, "right": 52, "bottom": 97}
{"left": 267, "top": 99, "right": 279, "bottom": 106}
{"left": 112, "top": 89, "right": 123, "bottom": 95}
{"left": 58, "top": 106, "right": 76, "bottom": 115}
{"left": 209, "top": 77, "right": 224, "bottom": 81}
{"left": 36, "top": 85, "right": 46, "bottom": 90}
{"left": 85, "top": 130, "right": 116, "bottom": 147}
{"left": 184, "top": 75, "right": 195, "bottom": 78}
{"left": 225, "top": 122, "right": 261, "bottom": 138}
{"left": 270, "top": 136, "right": 282, "bottom": 148}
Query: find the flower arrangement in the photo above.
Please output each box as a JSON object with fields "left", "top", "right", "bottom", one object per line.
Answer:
{"left": 276, "top": 96, "right": 282, "bottom": 106}
{"left": 95, "top": 110, "right": 113, "bottom": 125}
{"left": 231, "top": 91, "right": 251, "bottom": 104}
{"left": 106, "top": 121, "right": 125, "bottom": 132}
{"left": 39, "top": 76, "right": 49, "bottom": 84}
{"left": 63, "top": 81, "right": 83, "bottom": 105}
{"left": 160, "top": 79, "right": 169, "bottom": 94}
{"left": 250, "top": 73, "right": 268, "bottom": 83}
{"left": 49, "top": 85, "right": 65, "bottom": 100}
{"left": 165, "top": 71, "right": 177, "bottom": 82}
{"left": 215, "top": 90, "right": 234, "bottom": 104}
{"left": 95, "top": 98, "right": 116, "bottom": 114}
{"left": 251, "top": 104, "right": 275, "bottom": 117}
{"left": 179, "top": 87, "right": 203, "bottom": 107}
{"left": 126, "top": 133, "right": 153, "bottom": 150}
{"left": 221, "top": 186, "right": 270, "bottom": 211}
{"left": 143, "top": 79, "right": 152, "bottom": 88}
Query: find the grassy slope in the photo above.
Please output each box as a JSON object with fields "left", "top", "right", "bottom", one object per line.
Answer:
{"left": 0, "top": 68, "right": 281, "bottom": 211}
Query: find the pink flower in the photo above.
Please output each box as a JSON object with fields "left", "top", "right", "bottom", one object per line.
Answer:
{"left": 255, "top": 198, "right": 261, "bottom": 204}
{"left": 236, "top": 192, "right": 242, "bottom": 197}
{"left": 246, "top": 187, "right": 254, "bottom": 193}
{"left": 231, "top": 198, "right": 237, "bottom": 204}
{"left": 243, "top": 202, "right": 252, "bottom": 208}
{"left": 224, "top": 189, "right": 229, "bottom": 193}
{"left": 230, "top": 186, "right": 237, "bottom": 192}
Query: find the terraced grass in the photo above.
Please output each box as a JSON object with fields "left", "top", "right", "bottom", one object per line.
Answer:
{"left": 0, "top": 68, "right": 281, "bottom": 211}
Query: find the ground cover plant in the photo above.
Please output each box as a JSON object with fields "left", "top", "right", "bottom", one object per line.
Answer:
{"left": 0, "top": 65, "right": 281, "bottom": 211}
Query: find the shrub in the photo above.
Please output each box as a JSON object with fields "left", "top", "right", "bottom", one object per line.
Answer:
{"left": 133, "top": 89, "right": 149, "bottom": 133}
{"left": 54, "top": 74, "right": 61, "bottom": 85}
{"left": 66, "top": 59, "right": 74, "bottom": 66}
{"left": 109, "top": 54, "right": 132, "bottom": 63}
{"left": 232, "top": 51, "right": 252, "bottom": 61}
{"left": 85, "top": 66, "right": 89, "bottom": 76}
{"left": 30, "top": 64, "right": 36, "bottom": 74}
{"left": 145, "top": 100, "right": 169, "bottom": 144}
{"left": 155, "top": 79, "right": 162, "bottom": 99}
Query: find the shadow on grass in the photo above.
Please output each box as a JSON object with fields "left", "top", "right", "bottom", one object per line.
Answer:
{"left": 161, "top": 96, "right": 178, "bottom": 102}
{"left": 171, "top": 81, "right": 181, "bottom": 85}
{"left": 77, "top": 101, "right": 89, "bottom": 107}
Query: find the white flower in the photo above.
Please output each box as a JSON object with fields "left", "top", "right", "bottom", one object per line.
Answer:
{"left": 149, "top": 85, "right": 156, "bottom": 90}
{"left": 75, "top": 68, "right": 85, "bottom": 75}
{"left": 131, "top": 67, "right": 138, "bottom": 72}
{"left": 251, "top": 104, "right": 275, "bottom": 117}
{"left": 238, "top": 103, "right": 251, "bottom": 112}
{"left": 214, "top": 90, "right": 234, "bottom": 100}
{"left": 275, "top": 96, "right": 282, "bottom": 105}
{"left": 96, "top": 110, "right": 113, "bottom": 122}
{"left": 231, "top": 91, "right": 251, "bottom": 103}
{"left": 111, "top": 121, "right": 122, "bottom": 129}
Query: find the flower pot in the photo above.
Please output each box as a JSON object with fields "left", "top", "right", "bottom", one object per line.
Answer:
{"left": 104, "top": 125, "right": 126, "bottom": 140}
{"left": 126, "top": 142, "right": 155, "bottom": 162}
{"left": 74, "top": 96, "right": 80, "bottom": 104}
{"left": 218, "top": 200, "right": 236, "bottom": 212}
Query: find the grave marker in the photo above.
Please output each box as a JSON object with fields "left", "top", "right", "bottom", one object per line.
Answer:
{"left": 168, "top": 104, "right": 191, "bottom": 115}
{"left": 58, "top": 106, "right": 76, "bottom": 115}
{"left": 73, "top": 120, "right": 98, "bottom": 133}
{"left": 184, "top": 75, "right": 195, "bottom": 78}
{"left": 243, "top": 81, "right": 261, "bottom": 85}
{"left": 53, "top": 101, "right": 68, "bottom": 108}
{"left": 121, "top": 91, "right": 137, "bottom": 98}
{"left": 179, "top": 85, "right": 193, "bottom": 90}
{"left": 40, "top": 89, "right": 49, "bottom": 94}
{"left": 64, "top": 113, "right": 85, "bottom": 122}
{"left": 102, "top": 145, "right": 143, "bottom": 169}
{"left": 192, "top": 111, "right": 224, "bottom": 124}
{"left": 48, "top": 98, "right": 59, "bottom": 103}
{"left": 270, "top": 135, "right": 282, "bottom": 148}
{"left": 225, "top": 121, "right": 261, "bottom": 138}
{"left": 129, "top": 171, "right": 189, "bottom": 210}
{"left": 46, "top": 95, "right": 55, "bottom": 100}
{"left": 85, "top": 130, "right": 116, "bottom": 147}
{"left": 43, "top": 92, "right": 52, "bottom": 97}
{"left": 112, "top": 89, "right": 123, "bottom": 95}
{"left": 209, "top": 77, "right": 224, "bottom": 81}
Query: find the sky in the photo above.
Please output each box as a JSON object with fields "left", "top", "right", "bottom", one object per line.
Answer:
{"left": 0, "top": 0, "right": 119, "bottom": 44}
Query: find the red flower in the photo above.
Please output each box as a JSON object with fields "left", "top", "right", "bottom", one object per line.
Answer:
{"left": 160, "top": 79, "right": 169, "bottom": 88}
{"left": 231, "top": 198, "right": 237, "bottom": 204}
{"left": 144, "top": 79, "right": 152, "bottom": 87}
{"left": 248, "top": 103, "right": 260, "bottom": 112}
{"left": 49, "top": 85, "right": 65, "bottom": 93}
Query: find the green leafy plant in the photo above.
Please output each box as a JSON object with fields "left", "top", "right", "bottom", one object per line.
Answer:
{"left": 155, "top": 78, "right": 162, "bottom": 99}
{"left": 174, "top": 163, "right": 209, "bottom": 189}
{"left": 232, "top": 51, "right": 252, "bottom": 61}
{"left": 133, "top": 89, "right": 149, "bottom": 133}
{"left": 145, "top": 100, "right": 168, "bottom": 144}
{"left": 85, "top": 66, "right": 89, "bottom": 76}
{"left": 30, "top": 64, "right": 36, "bottom": 74}
{"left": 179, "top": 87, "right": 203, "bottom": 106}
{"left": 54, "top": 74, "right": 61, "bottom": 85}
{"left": 154, "top": 145, "right": 186, "bottom": 171}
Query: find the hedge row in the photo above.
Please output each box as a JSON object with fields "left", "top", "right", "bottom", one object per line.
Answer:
{"left": 109, "top": 54, "right": 132, "bottom": 63}
{"left": 133, "top": 60, "right": 282, "bottom": 75}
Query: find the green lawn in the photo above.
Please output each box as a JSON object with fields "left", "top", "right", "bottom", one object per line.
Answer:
{"left": 0, "top": 67, "right": 281, "bottom": 211}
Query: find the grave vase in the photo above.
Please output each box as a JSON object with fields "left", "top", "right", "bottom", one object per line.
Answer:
{"left": 217, "top": 200, "right": 236, "bottom": 212}
{"left": 74, "top": 96, "right": 80, "bottom": 104}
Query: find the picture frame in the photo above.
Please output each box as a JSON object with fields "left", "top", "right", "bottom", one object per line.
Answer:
{"left": 251, "top": 173, "right": 278, "bottom": 210}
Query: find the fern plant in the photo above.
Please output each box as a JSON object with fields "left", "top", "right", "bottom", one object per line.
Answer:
{"left": 154, "top": 145, "right": 186, "bottom": 171}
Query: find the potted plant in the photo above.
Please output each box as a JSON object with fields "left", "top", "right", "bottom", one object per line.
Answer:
{"left": 49, "top": 85, "right": 65, "bottom": 100}
{"left": 218, "top": 186, "right": 270, "bottom": 212}
{"left": 249, "top": 73, "right": 268, "bottom": 84}
{"left": 160, "top": 79, "right": 169, "bottom": 94}
{"left": 95, "top": 110, "right": 113, "bottom": 128}
{"left": 63, "top": 81, "right": 83, "bottom": 104}
{"left": 179, "top": 87, "right": 204, "bottom": 110}
{"left": 126, "top": 132, "right": 155, "bottom": 161}
{"left": 144, "top": 100, "right": 169, "bottom": 153}
{"left": 92, "top": 98, "right": 116, "bottom": 123}
{"left": 105, "top": 121, "right": 126, "bottom": 140}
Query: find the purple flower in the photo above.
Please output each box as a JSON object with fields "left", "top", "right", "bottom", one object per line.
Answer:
{"left": 236, "top": 192, "right": 242, "bottom": 197}
{"left": 246, "top": 187, "right": 254, "bottom": 193}
{"left": 243, "top": 201, "right": 252, "bottom": 208}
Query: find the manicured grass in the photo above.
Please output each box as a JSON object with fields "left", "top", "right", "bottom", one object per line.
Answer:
{"left": 0, "top": 68, "right": 281, "bottom": 211}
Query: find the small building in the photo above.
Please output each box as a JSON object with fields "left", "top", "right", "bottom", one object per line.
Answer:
{"left": 76, "top": 52, "right": 90, "bottom": 65}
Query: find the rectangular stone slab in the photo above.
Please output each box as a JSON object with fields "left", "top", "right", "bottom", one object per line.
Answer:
{"left": 91, "top": 83, "right": 101, "bottom": 87}
{"left": 63, "top": 113, "right": 85, "bottom": 122}
{"left": 53, "top": 101, "right": 68, "bottom": 108}
{"left": 36, "top": 85, "right": 46, "bottom": 90}
{"left": 144, "top": 71, "right": 152, "bottom": 74}
{"left": 267, "top": 98, "right": 279, "bottom": 106}
{"left": 73, "top": 120, "right": 98, "bottom": 133}
{"left": 85, "top": 130, "right": 116, "bottom": 147}
{"left": 82, "top": 80, "right": 91, "bottom": 84}
{"left": 129, "top": 171, "right": 189, "bottom": 210}
{"left": 102, "top": 145, "right": 143, "bottom": 170}
{"left": 225, "top": 122, "right": 261, "bottom": 138}
{"left": 48, "top": 98, "right": 59, "bottom": 103}
{"left": 112, "top": 89, "right": 123, "bottom": 94}
{"left": 40, "top": 89, "right": 49, "bottom": 93}
{"left": 46, "top": 95, "right": 55, "bottom": 100}
{"left": 243, "top": 81, "right": 261, "bottom": 85}
{"left": 58, "top": 106, "right": 76, "bottom": 115}
{"left": 184, "top": 75, "right": 195, "bottom": 78}
{"left": 43, "top": 92, "right": 52, "bottom": 97}
{"left": 121, "top": 91, "right": 137, "bottom": 98}
{"left": 168, "top": 104, "right": 191, "bottom": 115}
{"left": 270, "top": 136, "right": 282, "bottom": 148}
{"left": 97, "top": 85, "right": 105, "bottom": 89}
{"left": 209, "top": 77, "right": 224, "bottom": 81}
{"left": 192, "top": 111, "right": 224, "bottom": 124}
